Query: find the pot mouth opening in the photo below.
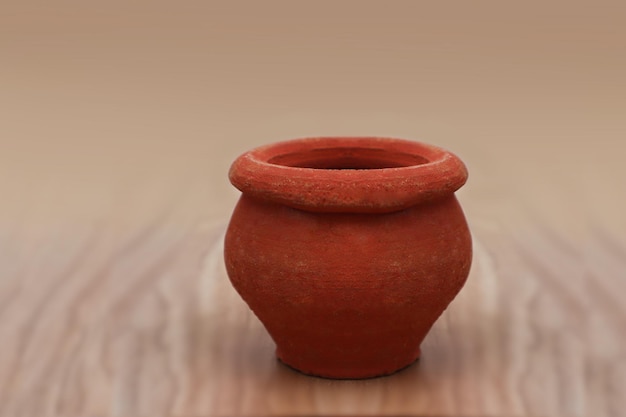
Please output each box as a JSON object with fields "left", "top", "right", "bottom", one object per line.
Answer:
{"left": 229, "top": 137, "right": 468, "bottom": 213}
{"left": 267, "top": 147, "right": 429, "bottom": 170}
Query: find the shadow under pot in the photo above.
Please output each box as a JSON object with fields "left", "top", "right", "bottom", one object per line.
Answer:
{"left": 224, "top": 136, "right": 472, "bottom": 379}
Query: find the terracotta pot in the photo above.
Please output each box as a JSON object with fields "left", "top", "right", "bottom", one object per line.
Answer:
{"left": 224, "top": 137, "right": 472, "bottom": 379}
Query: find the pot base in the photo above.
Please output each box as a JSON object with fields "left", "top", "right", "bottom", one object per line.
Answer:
{"left": 276, "top": 348, "right": 421, "bottom": 380}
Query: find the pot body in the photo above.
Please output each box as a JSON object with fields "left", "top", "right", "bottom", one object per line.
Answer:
{"left": 224, "top": 192, "right": 472, "bottom": 379}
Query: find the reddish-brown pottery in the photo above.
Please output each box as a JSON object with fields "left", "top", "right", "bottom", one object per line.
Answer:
{"left": 224, "top": 137, "right": 472, "bottom": 379}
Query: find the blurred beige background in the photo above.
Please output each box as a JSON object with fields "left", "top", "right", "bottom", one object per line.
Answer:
{"left": 0, "top": 1, "right": 624, "bottom": 416}
{"left": 1, "top": 1, "right": 623, "bottom": 230}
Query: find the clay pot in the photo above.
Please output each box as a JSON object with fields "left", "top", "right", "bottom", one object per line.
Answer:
{"left": 224, "top": 137, "right": 472, "bottom": 379}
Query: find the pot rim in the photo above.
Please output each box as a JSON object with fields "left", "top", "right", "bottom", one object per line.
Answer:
{"left": 229, "top": 137, "right": 468, "bottom": 213}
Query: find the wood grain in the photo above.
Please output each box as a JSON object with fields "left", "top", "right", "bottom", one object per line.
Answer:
{"left": 1, "top": 175, "right": 624, "bottom": 417}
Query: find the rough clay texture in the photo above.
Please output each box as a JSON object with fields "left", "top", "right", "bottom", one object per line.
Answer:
{"left": 224, "top": 137, "right": 472, "bottom": 379}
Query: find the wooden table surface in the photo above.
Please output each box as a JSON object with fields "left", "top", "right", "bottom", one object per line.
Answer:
{"left": 1, "top": 2, "right": 625, "bottom": 416}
